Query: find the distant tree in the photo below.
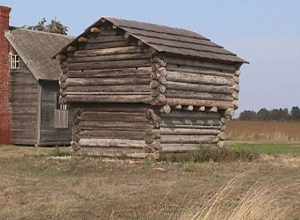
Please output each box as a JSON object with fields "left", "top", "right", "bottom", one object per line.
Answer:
{"left": 238, "top": 106, "right": 300, "bottom": 121}
{"left": 257, "top": 108, "right": 270, "bottom": 120}
{"left": 291, "top": 106, "right": 300, "bottom": 120}
{"left": 269, "top": 108, "right": 289, "bottom": 121}
{"left": 239, "top": 110, "right": 257, "bottom": 120}
{"left": 23, "top": 17, "right": 69, "bottom": 35}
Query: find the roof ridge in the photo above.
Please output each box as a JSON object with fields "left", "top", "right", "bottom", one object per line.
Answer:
{"left": 10, "top": 28, "right": 75, "bottom": 39}
{"left": 104, "top": 16, "right": 209, "bottom": 40}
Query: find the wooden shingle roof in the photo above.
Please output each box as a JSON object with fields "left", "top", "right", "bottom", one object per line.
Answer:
{"left": 58, "top": 17, "right": 247, "bottom": 64}
{"left": 5, "top": 29, "right": 73, "bottom": 81}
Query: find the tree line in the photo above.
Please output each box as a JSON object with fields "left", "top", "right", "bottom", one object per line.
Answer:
{"left": 239, "top": 107, "right": 300, "bottom": 121}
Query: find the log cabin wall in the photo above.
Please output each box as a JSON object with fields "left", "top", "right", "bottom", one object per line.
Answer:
{"left": 160, "top": 111, "right": 223, "bottom": 153}
{"left": 163, "top": 55, "right": 240, "bottom": 111}
{"left": 56, "top": 17, "right": 246, "bottom": 158}
{"left": 39, "top": 81, "right": 71, "bottom": 146}
{"left": 10, "top": 58, "right": 39, "bottom": 145}
{"left": 59, "top": 26, "right": 157, "bottom": 157}
{"left": 59, "top": 26, "right": 153, "bottom": 104}
{"left": 71, "top": 104, "right": 155, "bottom": 159}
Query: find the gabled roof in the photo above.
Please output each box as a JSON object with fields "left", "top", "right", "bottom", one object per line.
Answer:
{"left": 5, "top": 29, "right": 73, "bottom": 81}
{"left": 58, "top": 17, "right": 247, "bottom": 64}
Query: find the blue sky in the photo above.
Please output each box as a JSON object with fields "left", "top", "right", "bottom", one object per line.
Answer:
{"left": 2, "top": 0, "right": 300, "bottom": 112}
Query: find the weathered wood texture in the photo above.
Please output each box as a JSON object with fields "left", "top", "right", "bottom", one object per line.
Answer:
{"left": 39, "top": 81, "right": 71, "bottom": 145}
{"left": 60, "top": 28, "right": 153, "bottom": 104}
{"left": 159, "top": 110, "right": 224, "bottom": 153}
{"left": 10, "top": 60, "right": 38, "bottom": 145}
{"left": 164, "top": 55, "right": 240, "bottom": 110}
{"left": 72, "top": 104, "right": 154, "bottom": 157}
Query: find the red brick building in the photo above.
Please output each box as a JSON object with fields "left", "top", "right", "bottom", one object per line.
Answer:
{"left": 0, "top": 6, "right": 11, "bottom": 144}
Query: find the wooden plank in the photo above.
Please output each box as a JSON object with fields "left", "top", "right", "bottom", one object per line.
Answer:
{"left": 73, "top": 46, "right": 144, "bottom": 57}
{"left": 79, "top": 130, "right": 145, "bottom": 140}
{"left": 80, "top": 112, "right": 147, "bottom": 122}
{"left": 65, "top": 85, "right": 150, "bottom": 93}
{"left": 166, "top": 90, "right": 233, "bottom": 101}
{"left": 65, "top": 94, "right": 152, "bottom": 103}
{"left": 161, "top": 135, "right": 217, "bottom": 144}
{"left": 166, "top": 81, "right": 232, "bottom": 94}
{"left": 68, "top": 59, "right": 150, "bottom": 70}
{"left": 160, "top": 144, "right": 217, "bottom": 152}
{"left": 63, "top": 77, "right": 150, "bottom": 87}
{"left": 82, "top": 40, "right": 130, "bottom": 50}
{"left": 165, "top": 56, "right": 238, "bottom": 72}
{"left": 88, "top": 35, "right": 125, "bottom": 43}
{"left": 67, "top": 67, "right": 152, "bottom": 78}
{"left": 68, "top": 53, "right": 151, "bottom": 63}
{"left": 160, "top": 128, "right": 220, "bottom": 135}
{"left": 167, "top": 70, "right": 233, "bottom": 85}
{"left": 167, "top": 65, "right": 234, "bottom": 77}
{"left": 79, "top": 138, "right": 146, "bottom": 148}
{"left": 78, "top": 121, "right": 151, "bottom": 130}
{"left": 78, "top": 148, "right": 150, "bottom": 159}
{"left": 63, "top": 91, "right": 150, "bottom": 96}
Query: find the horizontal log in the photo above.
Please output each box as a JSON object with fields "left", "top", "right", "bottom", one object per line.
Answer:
{"left": 160, "top": 128, "right": 220, "bottom": 135}
{"left": 68, "top": 52, "right": 151, "bottom": 63}
{"left": 167, "top": 98, "right": 233, "bottom": 109}
{"left": 67, "top": 67, "right": 152, "bottom": 78}
{"left": 73, "top": 46, "right": 144, "bottom": 57}
{"left": 72, "top": 104, "right": 147, "bottom": 113}
{"left": 79, "top": 112, "right": 147, "bottom": 122}
{"left": 160, "top": 144, "right": 217, "bottom": 153}
{"left": 88, "top": 35, "right": 124, "bottom": 43}
{"left": 165, "top": 57, "right": 238, "bottom": 72}
{"left": 78, "top": 148, "right": 151, "bottom": 159}
{"left": 63, "top": 77, "right": 150, "bottom": 87}
{"left": 65, "top": 85, "right": 150, "bottom": 93}
{"left": 78, "top": 121, "right": 152, "bottom": 130}
{"left": 79, "top": 130, "right": 145, "bottom": 140}
{"left": 68, "top": 59, "right": 150, "bottom": 70}
{"left": 161, "top": 135, "right": 218, "bottom": 144}
{"left": 79, "top": 138, "right": 146, "bottom": 148}
{"left": 82, "top": 40, "right": 129, "bottom": 50}
{"left": 166, "top": 81, "right": 232, "bottom": 94}
{"left": 167, "top": 71, "right": 233, "bottom": 86}
{"left": 64, "top": 95, "right": 152, "bottom": 103}
{"left": 63, "top": 91, "right": 151, "bottom": 96}
{"left": 166, "top": 90, "right": 233, "bottom": 101}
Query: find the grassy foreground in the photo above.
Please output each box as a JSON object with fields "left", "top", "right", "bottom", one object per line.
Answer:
{"left": 0, "top": 145, "right": 300, "bottom": 220}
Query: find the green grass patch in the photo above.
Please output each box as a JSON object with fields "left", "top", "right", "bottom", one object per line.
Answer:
{"left": 160, "top": 147, "right": 258, "bottom": 163}
{"left": 231, "top": 143, "right": 300, "bottom": 156}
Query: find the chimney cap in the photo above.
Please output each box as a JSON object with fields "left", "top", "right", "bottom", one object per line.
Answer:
{"left": 0, "top": 5, "right": 11, "bottom": 17}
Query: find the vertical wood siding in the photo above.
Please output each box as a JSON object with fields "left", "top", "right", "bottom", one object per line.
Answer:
{"left": 39, "top": 81, "right": 71, "bottom": 145}
{"left": 10, "top": 60, "right": 38, "bottom": 145}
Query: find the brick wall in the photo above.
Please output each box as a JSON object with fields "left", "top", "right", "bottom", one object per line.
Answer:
{"left": 0, "top": 6, "right": 11, "bottom": 144}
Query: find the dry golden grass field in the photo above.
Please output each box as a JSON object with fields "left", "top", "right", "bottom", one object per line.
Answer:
{"left": 0, "top": 145, "right": 300, "bottom": 220}
{"left": 226, "top": 120, "right": 300, "bottom": 143}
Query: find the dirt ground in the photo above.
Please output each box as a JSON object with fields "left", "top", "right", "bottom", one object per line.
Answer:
{"left": 0, "top": 145, "right": 300, "bottom": 220}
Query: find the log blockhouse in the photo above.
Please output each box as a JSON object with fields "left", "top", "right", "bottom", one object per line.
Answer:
{"left": 56, "top": 17, "right": 248, "bottom": 158}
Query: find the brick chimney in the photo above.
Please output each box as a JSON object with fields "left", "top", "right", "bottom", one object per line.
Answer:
{"left": 0, "top": 5, "right": 11, "bottom": 144}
